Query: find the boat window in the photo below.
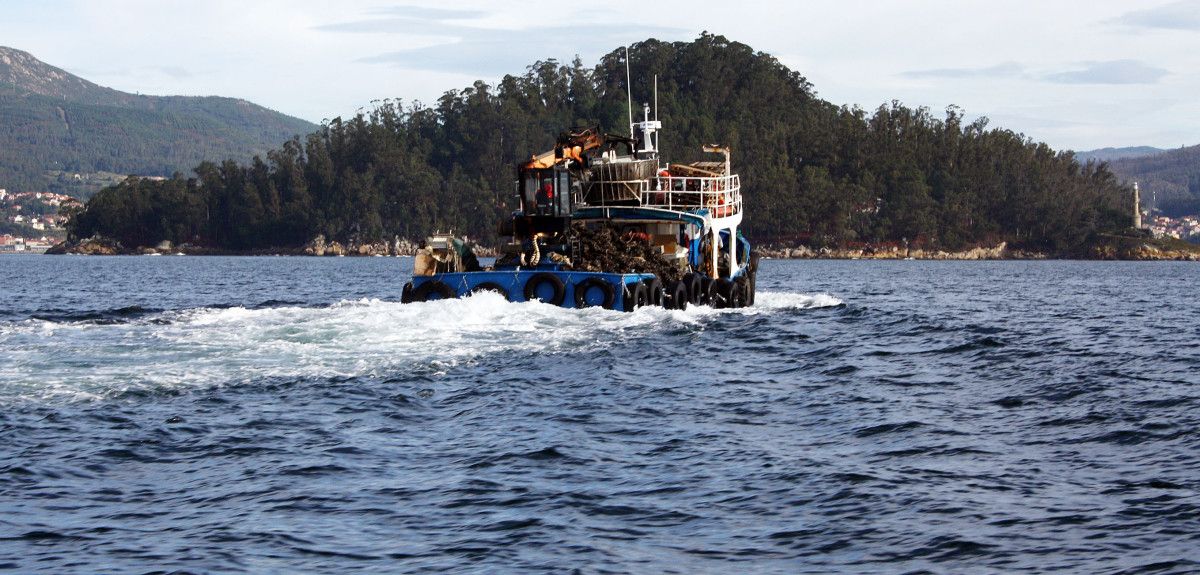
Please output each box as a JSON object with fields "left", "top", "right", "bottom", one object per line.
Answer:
{"left": 556, "top": 171, "right": 571, "bottom": 215}
{"left": 522, "top": 176, "right": 538, "bottom": 213}
{"left": 521, "top": 169, "right": 572, "bottom": 216}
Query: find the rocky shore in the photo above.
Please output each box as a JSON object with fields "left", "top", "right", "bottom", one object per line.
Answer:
{"left": 1074, "top": 234, "right": 1200, "bottom": 261}
{"left": 755, "top": 242, "right": 1047, "bottom": 260}
{"left": 47, "top": 235, "right": 435, "bottom": 257}
{"left": 757, "top": 237, "right": 1200, "bottom": 261}
{"left": 46, "top": 236, "right": 1196, "bottom": 261}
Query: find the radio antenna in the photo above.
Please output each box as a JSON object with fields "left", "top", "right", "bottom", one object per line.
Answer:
{"left": 625, "top": 46, "right": 633, "bottom": 138}
{"left": 653, "top": 74, "right": 660, "bottom": 155}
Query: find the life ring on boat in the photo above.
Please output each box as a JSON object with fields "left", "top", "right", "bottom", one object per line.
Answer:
{"left": 665, "top": 280, "right": 689, "bottom": 311}
{"left": 524, "top": 272, "right": 566, "bottom": 305}
{"left": 412, "top": 280, "right": 456, "bottom": 302}
{"left": 623, "top": 281, "right": 648, "bottom": 312}
{"left": 470, "top": 282, "right": 510, "bottom": 300}
{"left": 682, "top": 273, "right": 703, "bottom": 306}
{"left": 641, "top": 276, "right": 664, "bottom": 307}
{"left": 574, "top": 277, "right": 616, "bottom": 309}
{"left": 401, "top": 281, "right": 415, "bottom": 304}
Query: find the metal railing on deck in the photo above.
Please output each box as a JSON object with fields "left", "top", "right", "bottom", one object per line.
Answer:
{"left": 640, "top": 175, "right": 741, "bottom": 218}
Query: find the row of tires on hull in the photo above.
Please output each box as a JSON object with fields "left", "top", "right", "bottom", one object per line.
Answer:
{"left": 401, "top": 271, "right": 755, "bottom": 311}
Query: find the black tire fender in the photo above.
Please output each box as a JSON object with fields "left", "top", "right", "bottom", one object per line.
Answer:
{"left": 713, "top": 278, "right": 734, "bottom": 309}
{"left": 642, "top": 276, "right": 664, "bottom": 307}
{"left": 401, "top": 281, "right": 415, "bottom": 304}
{"left": 524, "top": 272, "right": 566, "bottom": 305}
{"left": 574, "top": 277, "right": 616, "bottom": 309}
{"left": 623, "top": 281, "right": 648, "bottom": 312}
{"left": 699, "top": 276, "right": 716, "bottom": 306}
{"left": 665, "top": 280, "right": 689, "bottom": 311}
{"left": 412, "top": 280, "right": 456, "bottom": 302}
{"left": 732, "top": 277, "right": 749, "bottom": 308}
{"left": 683, "top": 273, "right": 703, "bottom": 306}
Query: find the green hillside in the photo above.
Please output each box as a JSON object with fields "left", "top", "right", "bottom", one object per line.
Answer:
{"left": 0, "top": 46, "right": 316, "bottom": 197}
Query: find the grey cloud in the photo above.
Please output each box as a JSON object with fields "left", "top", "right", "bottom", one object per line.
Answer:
{"left": 901, "top": 62, "right": 1024, "bottom": 79}
{"left": 318, "top": 7, "right": 685, "bottom": 76}
{"left": 315, "top": 4, "right": 488, "bottom": 34}
{"left": 315, "top": 17, "right": 464, "bottom": 35}
{"left": 365, "top": 6, "right": 488, "bottom": 20}
{"left": 153, "top": 66, "right": 191, "bottom": 79}
{"left": 1044, "top": 60, "right": 1168, "bottom": 85}
{"left": 353, "top": 23, "right": 686, "bottom": 76}
{"left": 1110, "top": 0, "right": 1200, "bottom": 31}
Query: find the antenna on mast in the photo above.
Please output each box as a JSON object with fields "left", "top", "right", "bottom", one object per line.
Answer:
{"left": 625, "top": 46, "right": 633, "bottom": 138}
{"left": 653, "top": 74, "right": 659, "bottom": 154}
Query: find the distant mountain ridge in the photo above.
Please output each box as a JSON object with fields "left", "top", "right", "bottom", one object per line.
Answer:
{"left": 1, "top": 46, "right": 131, "bottom": 105}
{"left": 0, "top": 46, "right": 317, "bottom": 196}
{"left": 1073, "top": 146, "right": 1165, "bottom": 164}
{"left": 1104, "top": 143, "right": 1200, "bottom": 216}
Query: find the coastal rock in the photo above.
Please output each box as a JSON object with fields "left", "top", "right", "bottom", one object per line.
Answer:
{"left": 394, "top": 237, "right": 418, "bottom": 256}
{"left": 71, "top": 237, "right": 123, "bottom": 255}
{"left": 325, "top": 241, "right": 346, "bottom": 256}
{"left": 303, "top": 235, "right": 326, "bottom": 256}
{"left": 758, "top": 242, "right": 1014, "bottom": 260}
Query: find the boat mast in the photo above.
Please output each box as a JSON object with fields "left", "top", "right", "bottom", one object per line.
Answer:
{"left": 653, "top": 74, "right": 660, "bottom": 156}
{"left": 625, "top": 46, "right": 633, "bottom": 138}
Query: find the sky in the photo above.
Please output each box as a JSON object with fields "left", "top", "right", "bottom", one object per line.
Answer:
{"left": 2, "top": 0, "right": 1198, "bottom": 152}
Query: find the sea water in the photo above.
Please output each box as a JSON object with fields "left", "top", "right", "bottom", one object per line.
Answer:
{"left": 1, "top": 255, "right": 1197, "bottom": 573}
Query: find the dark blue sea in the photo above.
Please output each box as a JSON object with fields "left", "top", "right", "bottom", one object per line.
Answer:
{"left": 1, "top": 255, "right": 1198, "bottom": 574}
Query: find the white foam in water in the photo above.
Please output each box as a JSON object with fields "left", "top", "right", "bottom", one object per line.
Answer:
{"left": 0, "top": 291, "right": 841, "bottom": 401}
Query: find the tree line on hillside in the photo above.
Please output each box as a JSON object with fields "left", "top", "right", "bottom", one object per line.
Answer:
{"left": 67, "top": 34, "right": 1132, "bottom": 253}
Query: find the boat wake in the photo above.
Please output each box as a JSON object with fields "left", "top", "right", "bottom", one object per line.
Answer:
{"left": 0, "top": 292, "right": 841, "bottom": 402}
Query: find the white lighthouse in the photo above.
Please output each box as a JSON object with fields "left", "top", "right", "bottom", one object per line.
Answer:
{"left": 1133, "top": 182, "right": 1142, "bottom": 229}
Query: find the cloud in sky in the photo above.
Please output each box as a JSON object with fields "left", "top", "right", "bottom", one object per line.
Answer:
{"left": 355, "top": 25, "right": 683, "bottom": 75}
{"left": 364, "top": 6, "right": 488, "bottom": 20}
{"left": 1044, "top": 60, "right": 1169, "bottom": 85}
{"left": 902, "top": 59, "right": 1169, "bottom": 86}
{"left": 901, "top": 62, "right": 1025, "bottom": 80}
{"left": 316, "top": 5, "right": 685, "bottom": 76}
{"left": 1110, "top": 0, "right": 1200, "bottom": 31}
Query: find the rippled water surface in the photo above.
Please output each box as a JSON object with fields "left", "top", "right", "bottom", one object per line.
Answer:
{"left": 1, "top": 255, "right": 1198, "bottom": 574}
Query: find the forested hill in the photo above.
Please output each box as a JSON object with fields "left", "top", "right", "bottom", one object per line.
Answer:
{"left": 0, "top": 46, "right": 316, "bottom": 196}
{"left": 1073, "top": 146, "right": 1164, "bottom": 164}
{"left": 68, "top": 34, "right": 1132, "bottom": 253}
{"left": 1106, "top": 145, "right": 1200, "bottom": 217}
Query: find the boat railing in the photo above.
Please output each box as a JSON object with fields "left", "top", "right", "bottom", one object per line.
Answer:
{"left": 641, "top": 174, "right": 741, "bottom": 218}
{"left": 577, "top": 178, "right": 651, "bottom": 206}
